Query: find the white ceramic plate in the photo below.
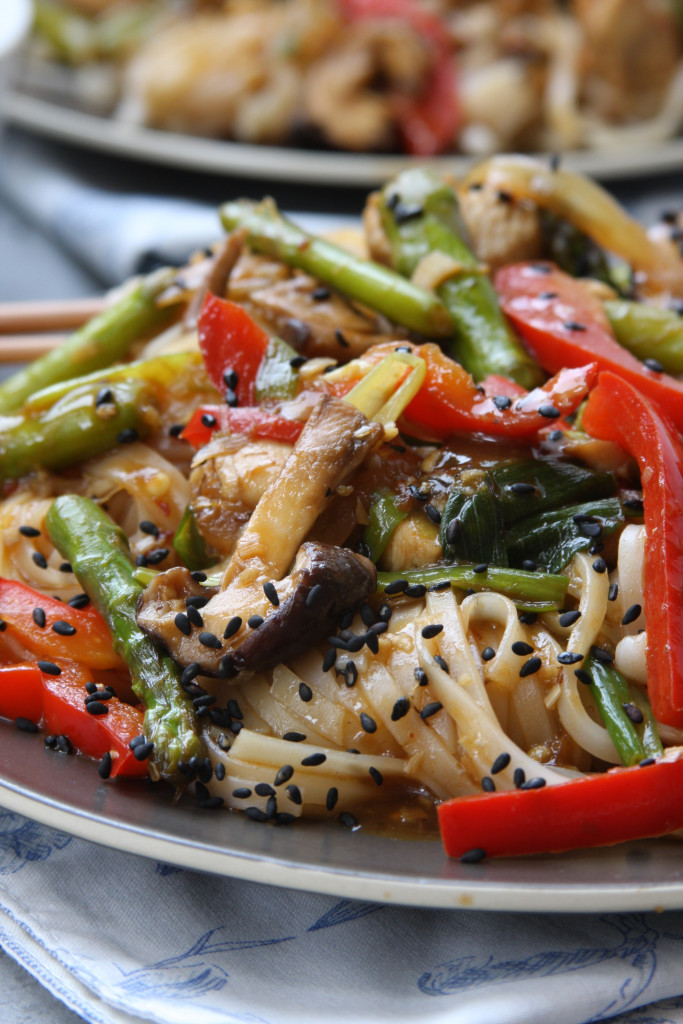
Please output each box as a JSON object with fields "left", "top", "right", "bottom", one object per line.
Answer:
{"left": 1, "top": 719, "right": 682, "bottom": 912}
{"left": 5, "top": 87, "right": 683, "bottom": 186}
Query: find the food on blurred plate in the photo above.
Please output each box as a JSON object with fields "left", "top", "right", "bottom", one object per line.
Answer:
{"left": 24, "top": 0, "right": 683, "bottom": 156}
{"left": 2, "top": 156, "right": 683, "bottom": 860}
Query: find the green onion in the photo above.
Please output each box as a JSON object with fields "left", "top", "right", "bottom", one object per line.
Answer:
{"left": 605, "top": 299, "right": 683, "bottom": 375}
{"left": 376, "top": 564, "right": 569, "bottom": 612}
{"left": 585, "top": 652, "right": 646, "bottom": 766}
{"left": 490, "top": 458, "right": 616, "bottom": 525}
{"left": 254, "top": 336, "right": 300, "bottom": 403}
{"left": 172, "top": 506, "right": 218, "bottom": 573}
{"left": 362, "top": 491, "right": 408, "bottom": 564}
{"left": 505, "top": 497, "right": 624, "bottom": 573}
{"left": 440, "top": 475, "right": 507, "bottom": 566}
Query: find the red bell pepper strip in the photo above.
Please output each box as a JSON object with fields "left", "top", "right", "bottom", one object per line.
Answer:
{"left": 337, "top": 0, "right": 459, "bottom": 155}
{"left": 341, "top": 341, "right": 597, "bottom": 440}
{"left": 438, "top": 750, "right": 683, "bottom": 858}
{"left": 181, "top": 405, "right": 304, "bottom": 450}
{"left": 495, "top": 262, "right": 683, "bottom": 433}
{"left": 198, "top": 293, "right": 270, "bottom": 405}
{"left": 582, "top": 370, "right": 683, "bottom": 727}
{"left": 0, "top": 660, "right": 146, "bottom": 777}
{"left": 0, "top": 578, "right": 123, "bottom": 671}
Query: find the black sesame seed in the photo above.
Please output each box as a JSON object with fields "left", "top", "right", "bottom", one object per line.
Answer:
{"left": 538, "top": 290, "right": 559, "bottom": 300}
{"left": 369, "top": 766, "right": 383, "bottom": 787}
{"left": 326, "top": 787, "right": 339, "bottom": 811}
{"left": 191, "top": 571, "right": 207, "bottom": 583}
{"left": 559, "top": 610, "right": 581, "bottom": 627}
{"left": 578, "top": 521, "right": 602, "bottom": 537}
{"left": 198, "top": 631, "right": 222, "bottom": 649}
{"left": 244, "top": 807, "right": 268, "bottom": 823}
{"left": 306, "top": 584, "right": 323, "bottom": 608}
{"left": 223, "top": 368, "right": 239, "bottom": 390}
{"left": 335, "top": 328, "right": 350, "bottom": 348}
{"left": 421, "top": 623, "right": 444, "bottom": 639}
{"left": 520, "top": 656, "right": 542, "bottom": 677}
{"left": 521, "top": 777, "right": 546, "bottom": 790}
{"left": 339, "top": 812, "right": 359, "bottom": 830}
{"left": 135, "top": 554, "right": 148, "bottom": 567}
{"left": 522, "top": 560, "right": 537, "bottom": 572}
{"left": 15, "top": 717, "right": 38, "bottom": 733}
{"left": 37, "top": 660, "right": 61, "bottom": 676}
{"left": 364, "top": 631, "right": 379, "bottom": 655}
{"left": 32, "top": 607, "right": 46, "bottom": 628}
{"left": 223, "top": 616, "right": 242, "bottom": 639}
{"left": 639, "top": 757, "right": 656, "bottom": 768}
{"left": 623, "top": 702, "right": 644, "bottom": 724}
{"left": 133, "top": 740, "right": 154, "bottom": 760}
{"left": 174, "top": 612, "right": 192, "bottom": 636}
{"left": 322, "top": 649, "right": 337, "bottom": 673}
{"left": 394, "top": 202, "right": 423, "bottom": 224}
{"left": 384, "top": 579, "right": 408, "bottom": 595}
{"left": 538, "top": 404, "right": 560, "bottom": 419}
{"left": 424, "top": 504, "right": 442, "bottom": 525}
{"left": 377, "top": 603, "right": 392, "bottom": 622}
{"left": 513, "top": 767, "right": 526, "bottom": 788}
{"left": 360, "top": 712, "right": 377, "bottom": 734}
{"left": 274, "top": 765, "right": 294, "bottom": 787}
{"left": 283, "top": 732, "right": 306, "bottom": 743}
{"left": 68, "top": 593, "right": 90, "bottom": 609}
{"left": 414, "top": 667, "right": 428, "bottom": 686}
{"left": 481, "top": 646, "right": 496, "bottom": 662}
{"left": 420, "top": 701, "right": 443, "bottom": 720}
{"left": 298, "top": 682, "right": 313, "bottom": 702}
{"left": 263, "top": 581, "right": 279, "bottom": 607}
{"left": 608, "top": 583, "right": 619, "bottom": 602}
{"left": 52, "top": 620, "right": 76, "bottom": 636}
{"left": 199, "top": 796, "right": 224, "bottom": 810}
{"left": 592, "top": 557, "right": 608, "bottom": 573}
{"left": 460, "top": 848, "right": 486, "bottom": 864}
{"left": 509, "top": 481, "right": 535, "bottom": 495}
{"left": 215, "top": 762, "right": 226, "bottom": 781}
{"left": 405, "top": 583, "right": 427, "bottom": 598}
{"left": 575, "top": 668, "right": 593, "bottom": 686}
{"left": 338, "top": 609, "right": 354, "bottom": 631}
{"left": 169, "top": 423, "right": 185, "bottom": 437}
{"left": 445, "top": 518, "right": 461, "bottom": 545}
{"left": 511, "top": 641, "right": 534, "bottom": 656}
{"left": 147, "top": 548, "right": 170, "bottom": 565}
{"left": 55, "top": 735, "right": 72, "bottom": 754}
{"left": 117, "top": 428, "right": 138, "bottom": 444}
{"left": 623, "top": 498, "right": 644, "bottom": 514}
{"left": 192, "top": 694, "right": 216, "bottom": 709}
{"left": 225, "top": 389, "right": 238, "bottom": 407}
{"left": 644, "top": 358, "right": 664, "bottom": 373}
{"left": 232, "top": 787, "right": 252, "bottom": 799}
{"left": 473, "top": 563, "right": 488, "bottom": 575}
{"left": 301, "top": 753, "right": 326, "bottom": 767}
{"left": 563, "top": 321, "right": 587, "bottom": 332}
{"left": 312, "top": 286, "right": 330, "bottom": 301}
{"left": 247, "top": 614, "right": 264, "bottom": 629}
{"left": 255, "top": 782, "right": 276, "bottom": 798}
{"left": 493, "top": 395, "right": 512, "bottom": 411}
{"left": 491, "top": 752, "right": 511, "bottom": 775}
{"left": 558, "top": 651, "right": 583, "bottom": 665}
{"left": 591, "top": 645, "right": 613, "bottom": 664}
{"left": 497, "top": 190, "right": 512, "bottom": 203}
{"left": 344, "top": 661, "right": 358, "bottom": 688}
{"left": 481, "top": 776, "right": 495, "bottom": 792}
{"left": 95, "top": 387, "right": 113, "bottom": 407}
{"left": 19, "top": 525, "right": 40, "bottom": 537}
{"left": 391, "top": 697, "right": 410, "bottom": 721}
{"left": 428, "top": 580, "right": 451, "bottom": 592}
{"left": 60, "top": 562, "right": 73, "bottom": 573}
{"left": 360, "top": 603, "right": 375, "bottom": 627}
{"left": 45, "top": 736, "right": 57, "bottom": 748}
{"left": 139, "top": 520, "right": 159, "bottom": 537}
{"left": 621, "top": 604, "right": 642, "bottom": 626}
{"left": 86, "top": 701, "right": 108, "bottom": 716}
{"left": 285, "top": 784, "right": 303, "bottom": 806}
{"left": 434, "top": 655, "right": 449, "bottom": 672}
{"left": 200, "top": 412, "right": 217, "bottom": 429}
{"left": 548, "top": 429, "right": 564, "bottom": 441}
{"left": 519, "top": 612, "right": 538, "bottom": 625}
{"left": 32, "top": 551, "right": 48, "bottom": 569}
{"left": 98, "top": 752, "right": 112, "bottom": 779}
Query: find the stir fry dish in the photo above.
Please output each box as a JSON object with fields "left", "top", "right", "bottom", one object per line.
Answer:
{"left": 2, "top": 155, "right": 683, "bottom": 862}
{"left": 26, "top": 0, "right": 683, "bottom": 157}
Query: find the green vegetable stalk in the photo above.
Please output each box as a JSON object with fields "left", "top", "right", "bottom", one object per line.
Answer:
{"left": 219, "top": 198, "right": 454, "bottom": 339}
{"left": 362, "top": 491, "right": 409, "bottom": 563}
{"left": 0, "top": 268, "right": 177, "bottom": 415}
{"left": 173, "top": 506, "right": 217, "bottom": 573}
{"left": 585, "top": 651, "right": 663, "bottom": 766}
{"left": 376, "top": 564, "right": 569, "bottom": 612}
{"left": 0, "top": 379, "right": 156, "bottom": 483}
{"left": 605, "top": 299, "right": 683, "bottom": 375}
{"left": 376, "top": 168, "right": 543, "bottom": 388}
{"left": 46, "top": 496, "right": 205, "bottom": 782}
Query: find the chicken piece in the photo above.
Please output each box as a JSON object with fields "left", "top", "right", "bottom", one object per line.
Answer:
{"left": 137, "top": 395, "right": 384, "bottom": 675}
{"left": 190, "top": 435, "right": 292, "bottom": 558}
{"left": 227, "top": 251, "right": 403, "bottom": 359}
{"left": 458, "top": 181, "right": 543, "bottom": 272}
{"left": 573, "top": 0, "right": 681, "bottom": 123}
{"left": 303, "top": 21, "right": 431, "bottom": 152}
{"left": 379, "top": 513, "right": 441, "bottom": 573}
{"left": 136, "top": 542, "right": 375, "bottom": 677}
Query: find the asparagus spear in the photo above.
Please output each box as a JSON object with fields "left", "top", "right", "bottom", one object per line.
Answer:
{"left": 0, "top": 378, "right": 157, "bottom": 483}
{"left": 219, "top": 198, "right": 454, "bottom": 339}
{"left": 0, "top": 268, "right": 176, "bottom": 415}
{"left": 46, "top": 496, "right": 205, "bottom": 782}
{"left": 376, "top": 168, "right": 543, "bottom": 388}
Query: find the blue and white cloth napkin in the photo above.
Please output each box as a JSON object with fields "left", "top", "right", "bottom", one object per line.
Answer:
{"left": 3, "top": 129, "right": 683, "bottom": 1024}
{"left": 1, "top": 807, "right": 683, "bottom": 1024}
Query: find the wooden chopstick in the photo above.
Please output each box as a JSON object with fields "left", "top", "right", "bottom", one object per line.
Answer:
{"left": 0, "top": 334, "right": 71, "bottom": 362}
{"left": 0, "top": 296, "right": 106, "bottom": 335}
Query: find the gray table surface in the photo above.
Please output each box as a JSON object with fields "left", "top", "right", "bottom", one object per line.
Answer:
{"left": 0, "top": 121, "right": 681, "bottom": 1024}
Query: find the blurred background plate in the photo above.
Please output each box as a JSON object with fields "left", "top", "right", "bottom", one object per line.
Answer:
{"left": 6, "top": 87, "right": 683, "bottom": 187}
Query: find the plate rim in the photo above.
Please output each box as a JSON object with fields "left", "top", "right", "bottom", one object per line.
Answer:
{"left": 5, "top": 88, "right": 683, "bottom": 186}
